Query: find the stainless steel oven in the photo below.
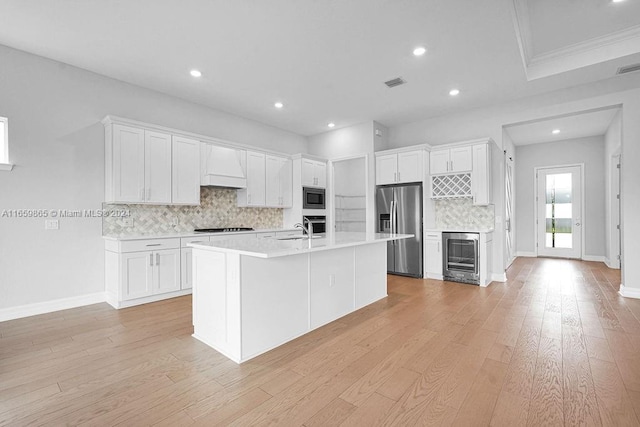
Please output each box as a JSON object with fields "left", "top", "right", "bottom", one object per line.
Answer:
{"left": 303, "top": 187, "right": 325, "bottom": 209}
{"left": 302, "top": 215, "right": 326, "bottom": 235}
{"left": 442, "top": 232, "right": 479, "bottom": 285}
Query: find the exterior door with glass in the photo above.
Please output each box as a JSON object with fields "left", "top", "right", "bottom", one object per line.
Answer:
{"left": 536, "top": 165, "right": 582, "bottom": 258}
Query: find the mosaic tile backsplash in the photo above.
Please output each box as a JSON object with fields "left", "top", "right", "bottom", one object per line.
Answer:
{"left": 434, "top": 198, "right": 495, "bottom": 230}
{"left": 102, "top": 187, "right": 283, "bottom": 236}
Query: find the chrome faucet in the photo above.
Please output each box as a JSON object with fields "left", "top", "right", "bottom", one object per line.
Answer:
{"left": 294, "top": 222, "right": 312, "bottom": 239}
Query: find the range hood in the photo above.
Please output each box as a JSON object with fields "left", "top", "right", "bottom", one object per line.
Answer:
{"left": 201, "top": 144, "right": 247, "bottom": 188}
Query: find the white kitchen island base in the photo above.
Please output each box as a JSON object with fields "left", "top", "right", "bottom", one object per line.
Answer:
{"left": 191, "top": 235, "right": 401, "bottom": 364}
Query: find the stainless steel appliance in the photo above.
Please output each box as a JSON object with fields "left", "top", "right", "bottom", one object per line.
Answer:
{"left": 303, "top": 187, "right": 326, "bottom": 209}
{"left": 194, "top": 227, "right": 254, "bottom": 233}
{"left": 442, "top": 232, "right": 479, "bottom": 285}
{"left": 376, "top": 183, "right": 423, "bottom": 278}
{"left": 302, "top": 215, "right": 326, "bottom": 234}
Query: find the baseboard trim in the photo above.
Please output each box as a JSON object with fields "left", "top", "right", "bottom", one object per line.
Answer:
{"left": 0, "top": 292, "right": 107, "bottom": 322}
{"left": 491, "top": 273, "right": 507, "bottom": 283}
{"left": 582, "top": 255, "right": 605, "bottom": 262}
{"left": 604, "top": 258, "right": 621, "bottom": 269}
{"left": 516, "top": 251, "right": 537, "bottom": 257}
{"left": 619, "top": 284, "right": 640, "bottom": 299}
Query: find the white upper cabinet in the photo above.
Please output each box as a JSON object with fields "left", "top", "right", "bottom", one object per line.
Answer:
{"left": 104, "top": 118, "right": 201, "bottom": 205}
{"left": 302, "top": 158, "right": 327, "bottom": 188}
{"left": 172, "top": 136, "right": 201, "bottom": 205}
{"left": 144, "top": 130, "right": 172, "bottom": 204}
{"left": 471, "top": 143, "right": 492, "bottom": 205}
{"left": 375, "top": 149, "right": 424, "bottom": 185}
{"left": 238, "top": 151, "right": 266, "bottom": 207}
{"left": 265, "top": 155, "right": 292, "bottom": 207}
{"left": 430, "top": 146, "right": 472, "bottom": 174}
{"left": 108, "top": 124, "right": 145, "bottom": 203}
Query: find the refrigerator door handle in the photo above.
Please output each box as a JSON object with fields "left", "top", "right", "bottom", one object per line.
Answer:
{"left": 392, "top": 200, "right": 398, "bottom": 234}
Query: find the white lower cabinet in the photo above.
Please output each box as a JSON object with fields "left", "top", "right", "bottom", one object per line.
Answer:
{"left": 105, "top": 238, "right": 186, "bottom": 308}
{"left": 425, "top": 231, "right": 443, "bottom": 279}
{"left": 180, "top": 236, "right": 211, "bottom": 290}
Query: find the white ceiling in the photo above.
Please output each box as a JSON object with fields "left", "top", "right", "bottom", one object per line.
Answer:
{"left": 1, "top": 0, "right": 639, "bottom": 136}
{"left": 504, "top": 107, "right": 620, "bottom": 146}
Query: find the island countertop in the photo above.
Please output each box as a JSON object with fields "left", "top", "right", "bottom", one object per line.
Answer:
{"left": 188, "top": 231, "right": 412, "bottom": 258}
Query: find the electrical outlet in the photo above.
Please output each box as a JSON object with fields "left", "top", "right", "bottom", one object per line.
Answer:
{"left": 45, "top": 219, "right": 59, "bottom": 230}
{"left": 122, "top": 217, "right": 133, "bottom": 227}
{"left": 171, "top": 216, "right": 179, "bottom": 227}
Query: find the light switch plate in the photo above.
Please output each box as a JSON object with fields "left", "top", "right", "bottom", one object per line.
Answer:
{"left": 45, "top": 219, "right": 59, "bottom": 230}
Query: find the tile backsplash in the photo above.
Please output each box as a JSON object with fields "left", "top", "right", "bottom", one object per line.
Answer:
{"left": 434, "top": 198, "right": 494, "bottom": 230}
{"left": 102, "top": 187, "right": 283, "bottom": 236}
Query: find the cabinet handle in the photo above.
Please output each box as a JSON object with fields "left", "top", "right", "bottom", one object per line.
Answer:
{"left": 398, "top": 172, "right": 401, "bottom": 182}
{"left": 149, "top": 253, "right": 153, "bottom": 266}
{"left": 438, "top": 241, "right": 440, "bottom": 252}
{"left": 156, "top": 253, "right": 160, "bottom": 265}
{"left": 146, "top": 243, "right": 162, "bottom": 247}
{"left": 248, "top": 194, "right": 251, "bottom": 203}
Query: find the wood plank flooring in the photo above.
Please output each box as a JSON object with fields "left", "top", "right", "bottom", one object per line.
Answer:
{"left": 1, "top": 257, "right": 640, "bottom": 426}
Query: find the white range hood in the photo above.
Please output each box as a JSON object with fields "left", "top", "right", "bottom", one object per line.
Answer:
{"left": 200, "top": 144, "right": 247, "bottom": 188}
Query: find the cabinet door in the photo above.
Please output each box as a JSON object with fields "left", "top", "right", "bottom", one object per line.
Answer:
{"left": 429, "top": 150, "right": 450, "bottom": 175}
{"left": 172, "top": 136, "right": 200, "bottom": 205}
{"left": 144, "top": 130, "right": 172, "bottom": 203}
{"left": 181, "top": 248, "right": 193, "bottom": 290}
{"left": 301, "top": 158, "right": 316, "bottom": 187}
{"left": 471, "top": 143, "right": 490, "bottom": 205}
{"left": 245, "top": 151, "right": 266, "bottom": 206}
{"left": 376, "top": 154, "right": 398, "bottom": 185}
{"left": 425, "top": 236, "right": 442, "bottom": 276}
{"left": 154, "top": 249, "right": 181, "bottom": 294}
{"left": 397, "top": 150, "right": 423, "bottom": 183}
{"left": 279, "top": 157, "right": 292, "bottom": 207}
{"left": 450, "top": 146, "right": 472, "bottom": 172}
{"left": 112, "top": 125, "right": 145, "bottom": 203}
{"left": 314, "top": 161, "right": 327, "bottom": 188}
{"left": 121, "top": 251, "right": 153, "bottom": 300}
{"left": 265, "top": 155, "right": 282, "bottom": 207}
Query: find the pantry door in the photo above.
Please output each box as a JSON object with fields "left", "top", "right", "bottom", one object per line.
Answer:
{"left": 536, "top": 165, "right": 583, "bottom": 259}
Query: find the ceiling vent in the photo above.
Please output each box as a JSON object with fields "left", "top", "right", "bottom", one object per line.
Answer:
{"left": 616, "top": 63, "right": 640, "bottom": 75}
{"left": 384, "top": 77, "right": 406, "bottom": 88}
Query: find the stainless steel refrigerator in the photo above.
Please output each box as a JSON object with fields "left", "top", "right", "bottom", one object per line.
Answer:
{"left": 376, "top": 183, "right": 423, "bottom": 278}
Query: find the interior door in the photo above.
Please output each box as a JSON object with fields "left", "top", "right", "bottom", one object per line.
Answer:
{"left": 536, "top": 166, "right": 582, "bottom": 258}
{"left": 505, "top": 158, "right": 515, "bottom": 267}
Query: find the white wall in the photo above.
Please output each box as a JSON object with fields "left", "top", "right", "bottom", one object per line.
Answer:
{"left": 514, "top": 136, "right": 605, "bottom": 258}
{"left": 0, "top": 45, "right": 307, "bottom": 311}
{"left": 604, "top": 110, "right": 622, "bottom": 268}
{"left": 387, "top": 75, "right": 640, "bottom": 295}
{"left": 502, "top": 129, "right": 516, "bottom": 266}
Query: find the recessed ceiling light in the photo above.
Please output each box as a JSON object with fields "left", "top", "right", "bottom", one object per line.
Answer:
{"left": 274, "top": 102, "right": 284, "bottom": 109}
{"left": 612, "top": 0, "right": 625, "bottom": 3}
{"left": 190, "top": 69, "right": 202, "bottom": 78}
{"left": 552, "top": 129, "right": 561, "bottom": 134}
{"left": 413, "top": 46, "right": 427, "bottom": 56}
{"left": 328, "top": 123, "right": 335, "bottom": 128}
{"left": 449, "top": 88, "right": 460, "bottom": 96}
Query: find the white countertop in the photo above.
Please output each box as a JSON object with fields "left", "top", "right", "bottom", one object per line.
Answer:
{"left": 189, "top": 231, "right": 412, "bottom": 258}
{"left": 424, "top": 228, "right": 494, "bottom": 233}
{"left": 103, "top": 227, "right": 298, "bottom": 241}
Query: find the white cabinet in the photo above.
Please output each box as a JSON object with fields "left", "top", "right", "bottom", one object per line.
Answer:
{"left": 105, "top": 238, "right": 184, "bottom": 309}
{"left": 302, "top": 158, "right": 327, "bottom": 188}
{"left": 143, "top": 130, "right": 172, "bottom": 204}
{"left": 471, "top": 143, "right": 492, "bottom": 205}
{"left": 104, "top": 118, "right": 200, "bottom": 205}
{"left": 430, "top": 146, "right": 472, "bottom": 174}
{"left": 172, "top": 136, "right": 201, "bottom": 205}
{"left": 237, "top": 151, "right": 266, "bottom": 207}
{"left": 265, "top": 155, "right": 292, "bottom": 207}
{"left": 425, "top": 231, "right": 443, "bottom": 279}
{"left": 376, "top": 150, "right": 424, "bottom": 185}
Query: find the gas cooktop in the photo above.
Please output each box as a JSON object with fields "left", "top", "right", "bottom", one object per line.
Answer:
{"left": 193, "top": 227, "right": 254, "bottom": 233}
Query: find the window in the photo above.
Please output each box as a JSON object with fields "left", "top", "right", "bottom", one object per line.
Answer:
{"left": 0, "top": 116, "right": 12, "bottom": 170}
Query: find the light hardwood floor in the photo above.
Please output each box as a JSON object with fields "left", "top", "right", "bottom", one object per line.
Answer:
{"left": 2, "top": 257, "right": 640, "bottom": 426}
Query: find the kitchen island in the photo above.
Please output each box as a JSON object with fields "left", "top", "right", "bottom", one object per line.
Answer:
{"left": 189, "top": 232, "right": 411, "bottom": 363}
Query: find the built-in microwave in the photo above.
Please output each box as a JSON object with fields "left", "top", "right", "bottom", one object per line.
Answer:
{"left": 303, "top": 187, "right": 325, "bottom": 209}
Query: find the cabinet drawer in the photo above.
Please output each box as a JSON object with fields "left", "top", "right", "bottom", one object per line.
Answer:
{"left": 119, "top": 238, "right": 180, "bottom": 253}
{"left": 181, "top": 236, "right": 210, "bottom": 247}
{"left": 425, "top": 232, "right": 441, "bottom": 239}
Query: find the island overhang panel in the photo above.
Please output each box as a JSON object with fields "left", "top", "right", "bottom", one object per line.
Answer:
{"left": 190, "top": 233, "right": 410, "bottom": 363}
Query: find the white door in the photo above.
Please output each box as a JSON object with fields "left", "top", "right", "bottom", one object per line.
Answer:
{"left": 429, "top": 150, "right": 450, "bottom": 174}
{"left": 279, "top": 157, "right": 292, "bottom": 207}
{"left": 376, "top": 154, "right": 398, "bottom": 184}
{"left": 144, "top": 130, "right": 172, "bottom": 203}
{"left": 314, "top": 161, "right": 327, "bottom": 188}
{"left": 536, "top": 166, "right": 582, "bottom": 258}
{"left": 265, "top": 155, "right": 282, "bottom": 206}
{"left": 505, "top": 158, "right": 515, "bottom": 267}
{"left": 450, "top": 146, "right": 472, "bottom": 172}
{"left": 397, "top": 151, "right": 423, "bottom": 183}
{"left": 171, "top": 136, "right": 200, "bottom": 205}
{"left": 154, "top": 249, "right": 181, "bottom": 294}
{"left": 246, "top": 151, "right": 266, "bottom": 206}
{"left": 122, "top": 252, "right": 153, "bottom": 300}
{"left": 112, "top": 125, "right": 145, "bottom": 203}
{"left": 302, "top": 158, "right": 316, "bottom": 187}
